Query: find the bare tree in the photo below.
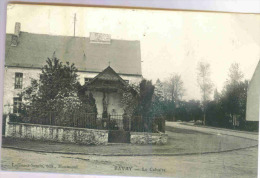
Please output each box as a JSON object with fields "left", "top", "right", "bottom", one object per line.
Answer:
{"left": 197, "top": 62, "right": 213, "bottom": 125}
{"left": 164, "top": 74, "right": 185, "bottom": 104}
{"left": 154, "top": 79, "right": 164, "bottom": 101}
{"left": 228, "top": 62, "right": 244, "bottom": 84}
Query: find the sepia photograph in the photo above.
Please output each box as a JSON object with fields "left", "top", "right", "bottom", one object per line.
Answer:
{"left": 0, "top": 3, "right": 260, "bottom": 178}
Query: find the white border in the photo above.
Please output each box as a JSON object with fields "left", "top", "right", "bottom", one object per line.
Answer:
{"left": 0, "top": 0, "right": 259, "bottom": 178}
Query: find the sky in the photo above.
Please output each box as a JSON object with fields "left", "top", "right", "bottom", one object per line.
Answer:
{"left": 5, "top": 4, "right": 260, "bottom": 101}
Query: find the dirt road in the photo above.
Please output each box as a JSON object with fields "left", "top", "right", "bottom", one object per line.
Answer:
{"left": 1, "top": 122, "right": 258, "bottom": 178}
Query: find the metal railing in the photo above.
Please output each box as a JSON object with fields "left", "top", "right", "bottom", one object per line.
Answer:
{"left": 4, "top": 106, "right": 165, "bottom": 133}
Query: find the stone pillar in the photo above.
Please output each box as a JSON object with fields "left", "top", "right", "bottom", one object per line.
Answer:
{"left": 5, "top": 114, "right": 10, "bottom": 137}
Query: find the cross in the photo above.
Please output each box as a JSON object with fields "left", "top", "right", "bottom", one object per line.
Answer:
{"left": 74, "top": 13, "right": 77, "bottom": 37}
{"left": 108, "top": 61, "right": 111, "bottom": 66}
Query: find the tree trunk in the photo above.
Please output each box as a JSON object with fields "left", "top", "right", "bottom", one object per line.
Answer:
{"left": 203, "top": 113, "right": 206, "bottom": 125}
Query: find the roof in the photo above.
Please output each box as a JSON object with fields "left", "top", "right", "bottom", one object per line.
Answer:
{"left": 5, "top": 32, "right": 142, "bottom": 75}
{"left": 87, "top": 66, "right": 127, "bottom": 85}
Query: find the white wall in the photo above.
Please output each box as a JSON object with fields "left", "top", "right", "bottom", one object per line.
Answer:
{"left": 3, "top": 67, "right": 141, "bottom": 114}
{"left": 91, "top": 91, "right": 124, "bottom": 116}
{"left": 3, "top": 67, "right": 41, "bottom": 113}
{"left": 246, "top": 62, "right": 260, "bottom": 121}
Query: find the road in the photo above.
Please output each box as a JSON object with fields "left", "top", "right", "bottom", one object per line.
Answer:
{"left": 1, "top": 122, "right": 258, "bottom": 178}
{"left": 167, "top": 122, "right": 258, "bottom": 140}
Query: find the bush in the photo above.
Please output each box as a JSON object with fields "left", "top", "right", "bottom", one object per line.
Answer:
{"left": 240, "top": 121, "right": 258, "bottom": 132}
{"left": 9, "top": 114, "right": 21, "bottom": 122}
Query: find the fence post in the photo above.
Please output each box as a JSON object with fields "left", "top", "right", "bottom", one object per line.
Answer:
{"left": 108, "top": 114, "right": 110, "bottom": 130}
{"left": 49, "top": 112, "right": 51, "bottom": 125}
{"left": 129, "top": 115, "right": 131, "bottom": 131}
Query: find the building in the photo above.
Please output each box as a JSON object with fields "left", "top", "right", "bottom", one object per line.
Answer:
{"left": 3, "top": 22, "right": 142, "bottom": 116}
{"left": 246, "top": 60, "right": 260, "bottom": 122}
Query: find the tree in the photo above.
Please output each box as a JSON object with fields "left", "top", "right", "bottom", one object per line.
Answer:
{"left": 228, "top": 62, "right": 244, "bottom": 84}
{"left": 213, "top": 88, "right": 220, "bottom": 102}
{"left": 221, "top": 80, "right": 248, "bottom": 128}
{"left": 186, "top": 100, "right": 203, "bottom": 122}
{"left": 20, "top": 57, "right": 97, "bottom": 126}
{"left": 154, "top": 79, "right": 164, "bottom": 102}
{"left": 164, "top": 74, "right": 185, "bottom": 103}
{"left": 121, "top": 79, "right": 165, "bottom": 132}
{"left": 197, "top": 62, "right": 213, "bottom": 125}
{"left": 220, "top": 63, "right": 246, "bottom": 128}
{"left": 136, "top": 79, "right": 155, "bottom": 117}
{"left": 120, "top": 84, "right": 139, "bottom": 116}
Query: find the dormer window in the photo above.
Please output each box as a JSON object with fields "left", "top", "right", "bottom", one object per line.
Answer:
{"left": 14, "top": 72, "right": 23, "bottom": 89}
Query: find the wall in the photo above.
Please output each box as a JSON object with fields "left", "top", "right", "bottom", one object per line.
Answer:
{"left": 5, "top": 117, "right": 167, "bottom": 145}
{"left": 3, "top": 67, "right": 141, "bottom": 114}
{"left": 130, "top": 132, "right": 168, "bottom": 145}
{"left": 5, "top": 120, "right": 108, "bottom": 145}
{"left": 3, "top": 67, "right": 41, "bottom": 114}
{"left": 246, "top": 61, "right": 260, "bottom": 121}
{"left": 91, "top": 90, "right": 125, "bottom": 116}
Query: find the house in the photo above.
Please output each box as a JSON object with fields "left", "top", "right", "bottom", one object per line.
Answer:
{"left": 3, "top": 22, "right": 142, "bottom": 116}
{"left": 246, "top": 59, "right": 260, "bottom": 122}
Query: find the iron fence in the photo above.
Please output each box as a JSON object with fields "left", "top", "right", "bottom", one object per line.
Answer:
{"left": 5, "top": 106, "right": 165, "bottom": 133}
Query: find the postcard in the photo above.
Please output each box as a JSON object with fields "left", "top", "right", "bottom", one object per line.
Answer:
{"left": 1, "top": 3, "right": 259, "bottom": 178}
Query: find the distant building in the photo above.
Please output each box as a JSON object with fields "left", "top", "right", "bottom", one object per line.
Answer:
{"left": 246, "top": 60, "right": 260, "bottom": 122}
{"left": 3, "top": 22, "right": 142, "bottom": 116}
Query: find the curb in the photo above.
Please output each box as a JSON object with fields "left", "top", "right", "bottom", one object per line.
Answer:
{"left": 2, "top": 144, "right": 258, "bottom": 157}
{"left": 179, "top": 122, "right": 259, "bottom": 135}
{"left": 165, "top": 125, "right": 259, "bottom": 142}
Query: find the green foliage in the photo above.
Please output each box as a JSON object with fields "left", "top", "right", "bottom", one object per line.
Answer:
{"left": 120, "top": 84, "right": 139, "bottom": 116}
{"left": 240, "top": 121, "right": 259, "bottom": 132}
{"left": 185, "top": 100, "right": 203, "bottom": 122}
{"left": 203, "top": 63, "right": 250, "bottom": 130}
{"left": 221, "top": 81, "right": 248, "bottom": 119}
{"left": 136, "top": 79, "right": 155, "bottom": 117}
{"left": 162, "top": 100, "right": 176, "bottom": 121}
{"left": 205, "top": 80, "right": 249, "bottom": 129}
{"left": 120, "top": 79, "right": 165, "bottom": 132}
{"left": 9, "top": 113, "right": 21, "bottom": 122}
{"left": 20, "top": 57, "right": 97, "bottom": 126}
{"left": 205, "top": 101, "right": 228, "bottom": 127}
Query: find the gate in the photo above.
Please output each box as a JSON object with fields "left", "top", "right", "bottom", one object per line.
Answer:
{"left": 107, "top": 114, "right": 131, "bottom": 143}
{"left": 108, "top": 130, "right": 130, "bottom": 143}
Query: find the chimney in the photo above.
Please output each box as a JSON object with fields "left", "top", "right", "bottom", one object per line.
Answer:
{"left": 11, "top": 22, "right": 21, "bottom": 47}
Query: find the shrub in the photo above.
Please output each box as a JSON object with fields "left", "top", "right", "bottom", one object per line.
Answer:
{"left": 9, "top": 114, "right": 21, "bottom": 122}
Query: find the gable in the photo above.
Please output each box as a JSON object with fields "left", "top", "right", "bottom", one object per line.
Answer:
{"left": 89, "top": 66, "right": 127, "bottom": 85}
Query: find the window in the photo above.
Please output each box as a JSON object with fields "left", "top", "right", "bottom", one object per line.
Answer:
{"left": 13, "top": 97, "right": 22, "bottom": 114}
{"left": 14, "top": 72, "right": 23, "bottom": 89}
{"left": 84, "top": 78, "right": 92, "bottom": 84}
